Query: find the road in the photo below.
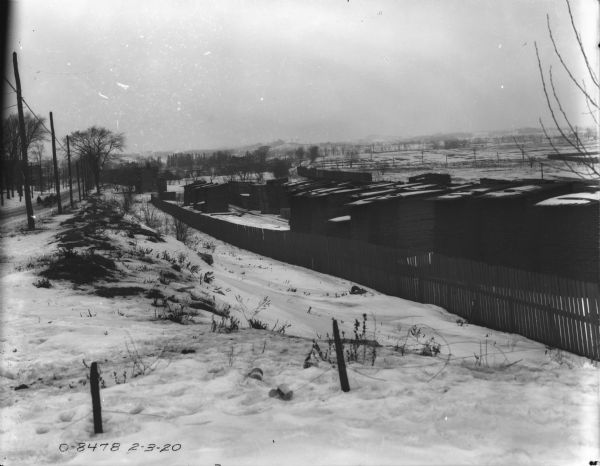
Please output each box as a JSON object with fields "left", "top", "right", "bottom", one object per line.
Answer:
{"left": 0, "top": 192, "right": 73, "bottom": 229}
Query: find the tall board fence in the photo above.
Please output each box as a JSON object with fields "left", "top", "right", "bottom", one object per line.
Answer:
{"left": 152, "top": 197, "right": 600, "bottom": 360}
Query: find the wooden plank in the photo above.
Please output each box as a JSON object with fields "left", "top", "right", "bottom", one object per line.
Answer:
{"left": 535, "top": 273, "right": 549, "bottom": 347}
{"left": 551, "top": 274, "right": 564, "bottom": 349}
{"left": 571, "top": 279, "right": 585, "bottom": 357}
{"left": 580, "top": 287, "right": 592, "bottom": 359}
{"left": 559, "top": 277, "right": 576, "bottom": 355}
{"left": 587, "top": 283, "right": 600, "bottom": 361}
{"left": 540, "top": 277, "right": 554, "bottom": 349}
{"left": 525, "top": 272, "right": 537, "bottom": 342}
{"left": 553, "top": 277, "right": 566, "bottom": 351}
{"left": 576, "top": 281, "right": 589, "bottom": 358}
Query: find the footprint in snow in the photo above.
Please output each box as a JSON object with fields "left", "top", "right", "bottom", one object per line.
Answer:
{"left": 58, "top": 411, "right": 75, "bottom": 422}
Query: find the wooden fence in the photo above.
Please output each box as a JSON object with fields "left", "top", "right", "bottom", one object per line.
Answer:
{"left": 152, "top": 197, "right": 600, "bottom": 360}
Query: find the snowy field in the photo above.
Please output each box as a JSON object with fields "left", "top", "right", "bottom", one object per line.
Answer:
{"left": 0, "top": 195, "right": 598, "bottom": 466}
{"left": 315, "top": 140, "right": 598, "bottom": 182}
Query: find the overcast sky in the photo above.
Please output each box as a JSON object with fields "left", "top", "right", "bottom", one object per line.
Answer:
{"left": 5, "top": 0, "right": 599, "bottom": 152}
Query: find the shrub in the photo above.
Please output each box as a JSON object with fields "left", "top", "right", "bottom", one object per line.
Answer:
{"left": 120, "top": 190, "right": 134, "bottom": 214}
{"left": 139, "top": 201, "right": 162, "bottom": 230}
{"left": 202, "top": 240, "right": 216, "bottom": 252}
{"left": 157, "top": 302, "right": 194, "bottom": 324}
{"left": 248, "top": 318, "right": 268, "bottom": 330}
{"left": 41, "top": 247, "right": 117, "bottom": 284}
{"left": 211, "top": 315, "right": 240, "bottom": 333}
{"left": 236, "top": 295, "right": 272, "bottom": 329}
{"left": 172, "top": 218, "right": 190, "bottom": 243}
{"left": 33, "top": 278, "right": 51, "bottom": 288}
{"left": 395, "top": 325, "right": 443, "bottom": 358}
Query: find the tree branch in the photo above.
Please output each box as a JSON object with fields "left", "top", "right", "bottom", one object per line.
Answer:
{"left": 548, "top": 67, "right": 590, "bottom": 155}
{"left": 547, "top": 14, "right": 599, "bottom": 109}
{"left": 565, "top": 0, "right": 599, "bottom": 88}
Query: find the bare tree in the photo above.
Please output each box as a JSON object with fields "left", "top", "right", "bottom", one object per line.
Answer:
{"left": 535, "top": 0, "right": 599, "bottom": 178}
{"left": 2, "top": 113, "right": 48, "bottom": 199}
{"left": 308, "top": 145, "right": 320, "bottom": 164}
{"left": 30, "top": 142, "right": 45, "bottom": 192}
{"left": 67, "top": 126, "right": 125, "bottom": 193}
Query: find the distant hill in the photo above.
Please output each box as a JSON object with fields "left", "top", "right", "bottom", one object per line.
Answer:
{"left": 120, "top": 126, "right": 595, "bottom": 162}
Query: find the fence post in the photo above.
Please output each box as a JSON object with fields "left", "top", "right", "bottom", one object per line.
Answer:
{"left": 470, "top": 297, "right": 479, "bottom": 326}
{"left": 90, "top": 362, "right": 103, "bottom": 434}
{"left": 332, "top": 319, "right": 350, "bottom": 392}
{"left": 508, "top": 300, "right": 516, "bottom": 334}
{"left": 417, "top": 271, "right": 425, "bottom": 302}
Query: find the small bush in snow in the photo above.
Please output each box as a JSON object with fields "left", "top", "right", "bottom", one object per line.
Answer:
{"left": 271, "top": 320, "right": 291, "bottom": 334}
{"left": 248, "top": 318, "right": 268, "bottom": 330}
{"left": 304, "top": 338, "right": 334, "bottom": 368}
{"left": 172, "top": 218, "right": 190, "bottom": 243}
{"left": 211, "top": 315, "right": 240, "bottom": 333}
{"left": 203, "top": 271, "right": 215, "bottom": 284}
{"left": 119, "top": 190, "right": 134, "bottom": 214}
{"left": 139, "top": 201, "right": 162, "bottom": 230}
{"left": 124, "top": 338, "right": 166, "bottom": 378}
{"left": 156, "top": 302, "right": 194, "bottom": 325}
{"left": 33, "top": 277, "right": 51, "bottom": 288}
{"left": 236, "top": 295, "right": 274, "bottom": 330}
{"left": 202, "top": 240, "right": 216, "bottom": 252}
{"left": 395, "top": 325, "right": 442, "bottom": 359}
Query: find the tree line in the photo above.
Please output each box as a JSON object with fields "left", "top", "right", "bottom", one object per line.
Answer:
{"left": 1, "top": 111, "right": 125, "bottom": 206}
{"left": 165, "top": 145, "right": 321, "bottom": 181}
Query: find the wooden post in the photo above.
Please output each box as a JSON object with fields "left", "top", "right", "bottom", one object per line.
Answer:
{"left": 76, "top": 160, "right": 82, "bottom": 202}
{"left": 13, "top": 52, "right": 35, "bottom": 229}
{"left": 90, "top": 362, "right": 103, "bottom": 434}
{"left": 49, "top": 112, "right": 62, "bottom": 214}
{"left": 66, "top": 135, "right": 74, "bottom": 207}
{"left": 81, "top": 158, "right": 87, "bottom": 197}
{"left": 332, "top": 319, "right": 350, "bottom": 392}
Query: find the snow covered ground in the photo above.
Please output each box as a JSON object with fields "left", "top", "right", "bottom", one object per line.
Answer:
{"left": 203, "top": 211, "right": 289, "bottom": 230}
{"left": 0, "top": 196, "right": 598, "bottom": 466}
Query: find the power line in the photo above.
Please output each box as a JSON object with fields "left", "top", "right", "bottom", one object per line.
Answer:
{"left": 4, "top": 76, "right": 68, "bottom": 154}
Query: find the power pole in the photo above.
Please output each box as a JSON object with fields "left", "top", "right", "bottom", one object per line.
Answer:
{"left": 13, "top": 52, "right": 35, "bottom": 229}
{"left": 82, "top": 158, "right": 88, "bottom": 198}
{"left": 76, "top": 160, "right": 82, "bottom": 202}
{"left": 49, "top": 112, "right": 63, "bottom": 214}
{"left": 66, "top": 135, "right": 74, "bottom": 207}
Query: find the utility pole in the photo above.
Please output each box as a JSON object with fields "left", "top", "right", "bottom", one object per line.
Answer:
{"left": 76, "top": 160, "right": 82, "bottom": 202}
{"left": 81, "top": 158, "right": 86, "bottom": 197}
{"left": 66, "top": 135, "right": 74, "bottom": 207}
{"left": 49, "top": 112, "right": 63, "bottom": 214}
{"left": 13, "top": 52, "right": 35, "bottom": 229}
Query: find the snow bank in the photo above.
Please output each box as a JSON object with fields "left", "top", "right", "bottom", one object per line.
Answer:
{"left": 1, "top": 198, "right": 598, "bottom": 466}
